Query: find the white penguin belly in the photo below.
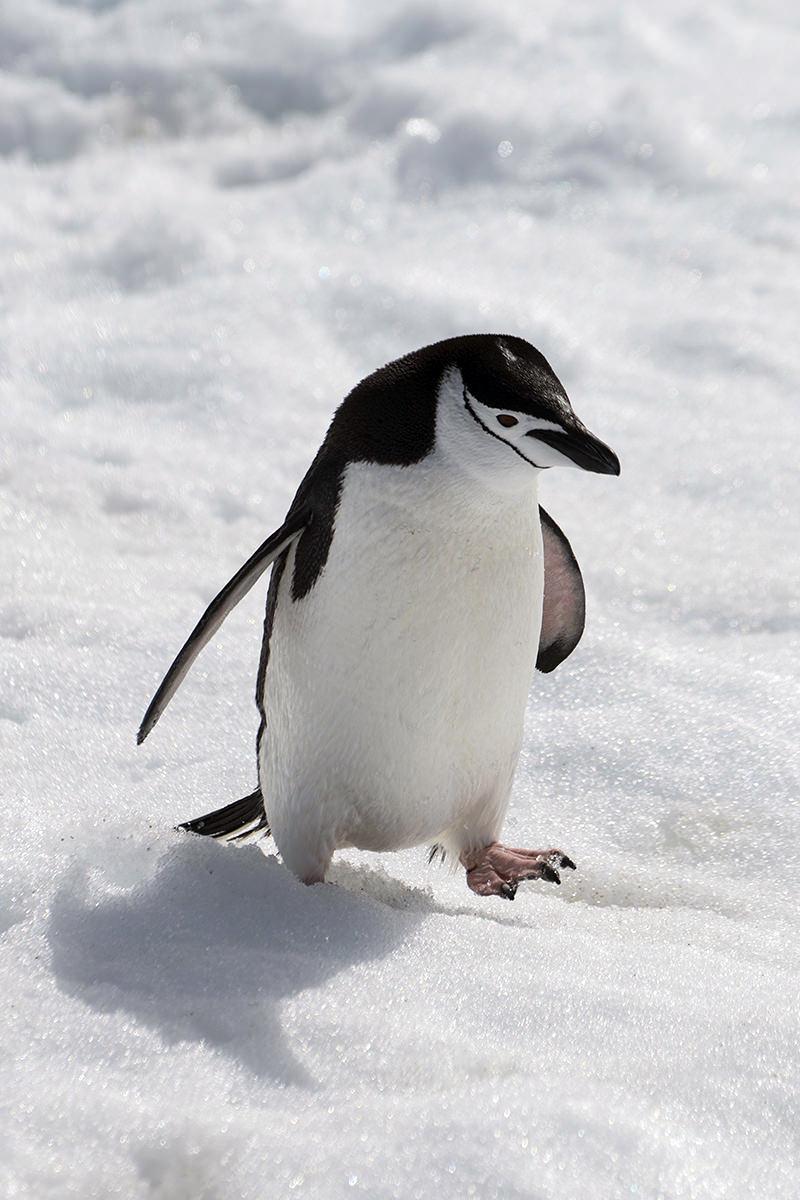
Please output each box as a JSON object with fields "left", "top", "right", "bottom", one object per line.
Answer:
{"left": 259, "top": 459, "right": 543, "bottom": 874}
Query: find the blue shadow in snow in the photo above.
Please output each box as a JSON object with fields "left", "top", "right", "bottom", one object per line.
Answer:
{"left": 47, "top": 836, "right": 421, "bottom": 1084}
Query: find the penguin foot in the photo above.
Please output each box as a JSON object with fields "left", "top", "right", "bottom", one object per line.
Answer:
{"left": 460, "top": 843, "right": 576, "bottom": 900}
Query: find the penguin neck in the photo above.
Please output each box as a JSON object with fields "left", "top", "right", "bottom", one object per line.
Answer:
{"left": 344, "top": 447, "right": 541, "bottom": 537}
{"left": 429, "top": 447, "right": 541, "bottom": 518}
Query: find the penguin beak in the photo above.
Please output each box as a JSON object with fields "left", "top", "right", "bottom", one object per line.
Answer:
{"left": 528, "top": 425, "right": 621, "bottom": 475}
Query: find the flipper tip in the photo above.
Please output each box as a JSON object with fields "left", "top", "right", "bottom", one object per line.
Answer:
{"left": 137, "top": 712, "right": 156, "bottom": 744}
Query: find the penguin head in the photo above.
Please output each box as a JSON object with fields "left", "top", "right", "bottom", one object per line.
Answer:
{"left": 434, "top": 334, "right": 620, "bottom": 491}
{"left": 330, "top": 334, "right": 620, "bottom": 491}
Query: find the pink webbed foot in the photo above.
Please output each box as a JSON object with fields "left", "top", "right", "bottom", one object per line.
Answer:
{"left": 460, "top": 842, "right": 576, "bottom": 900}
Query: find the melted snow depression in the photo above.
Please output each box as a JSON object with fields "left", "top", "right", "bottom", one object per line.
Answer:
{"left": 2, "top": 1, "right": 799, "bottom": 1197}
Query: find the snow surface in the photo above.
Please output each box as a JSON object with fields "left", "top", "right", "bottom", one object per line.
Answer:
{"left": 2, "top": 1, "right": 799, "bottom": 1196}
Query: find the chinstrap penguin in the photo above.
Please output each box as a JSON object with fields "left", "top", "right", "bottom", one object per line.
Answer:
{"left": 139, "top": 334, "right": 620, "bottom": 899}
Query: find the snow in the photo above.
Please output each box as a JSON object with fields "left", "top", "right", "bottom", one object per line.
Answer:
{"left": 2, "top": 0, "right": 799, "bottom": 1196}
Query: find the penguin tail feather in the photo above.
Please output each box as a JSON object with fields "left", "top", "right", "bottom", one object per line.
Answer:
{"left": 178, "top": 789, "right": 270, "bottom": 843}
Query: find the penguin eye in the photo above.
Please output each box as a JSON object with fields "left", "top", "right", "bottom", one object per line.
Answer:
{"left": 496, "top": 414, "right": 518, "bottom": 428}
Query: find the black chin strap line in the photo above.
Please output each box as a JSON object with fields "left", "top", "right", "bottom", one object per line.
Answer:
{"left": 462, "top": 386, "right": 543, "bottom": 469}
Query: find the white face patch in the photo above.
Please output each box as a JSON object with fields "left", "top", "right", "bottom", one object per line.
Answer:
{"left": 434, "top": 367, "right": 582, "bottom": 493}
{"left": 464, "top": 389, "right": 581, "bottom": 470}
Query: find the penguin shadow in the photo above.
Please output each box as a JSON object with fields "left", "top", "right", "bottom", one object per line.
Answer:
{"left": 47, "top": 836, "right": 422, "bottom": 1085}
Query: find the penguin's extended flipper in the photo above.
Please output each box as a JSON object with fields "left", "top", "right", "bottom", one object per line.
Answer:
{"left": 536, "top": 506, "right": 586, "bottom": 673}
{"left": 179, "top": 788, "right": 269, "bottom": 841}
{"left": 138, "top": 505, "right": 311, "bottom": 743}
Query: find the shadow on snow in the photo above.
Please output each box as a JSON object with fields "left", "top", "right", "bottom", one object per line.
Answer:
{"left": 47, "top": 836, "right": 421, "bottom": 1085}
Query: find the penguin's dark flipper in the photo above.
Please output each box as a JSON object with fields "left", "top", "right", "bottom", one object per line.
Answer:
{"left": 536, "top": 506, "right": 587, "bottom": 673}
{"left": 179, "top": 789, "right": 269, "bottom": 841}
{"left": 138, "top": 506, "right": 311, "bottom": 744}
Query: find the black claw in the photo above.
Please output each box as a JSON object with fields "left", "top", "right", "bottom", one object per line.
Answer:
{"left": 541, "top": 864, "right": 561, "bottom": 885}
{"left": 500, "top": 881, "right": 517, "bottom": 900}
{"left": 561, "top": 855, "right": 577, "bottom": 871}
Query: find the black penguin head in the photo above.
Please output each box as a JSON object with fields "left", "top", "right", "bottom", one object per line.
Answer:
{"left": 328, "top": 334, "right": 620, "bottom": 482}
{"left": 434, "top": 335, "right": 620, "bottom": 487}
